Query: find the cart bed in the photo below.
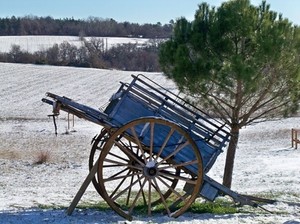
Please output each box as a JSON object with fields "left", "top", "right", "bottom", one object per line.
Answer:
{"left": 105, "top": 74, "right": 230, "bottom": 172}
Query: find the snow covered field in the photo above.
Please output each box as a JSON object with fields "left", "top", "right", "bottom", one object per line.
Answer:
{"left": 0, "top": 62, "right": 300, "bottom": 223}
{"left": 0, "top": 36, "right": 150, "bottom": 53}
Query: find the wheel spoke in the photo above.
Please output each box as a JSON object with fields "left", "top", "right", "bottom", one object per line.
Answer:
{"left": 114, "top": 140, "right": 144, "bottom": 167}
{"left": 128, "top": 140, "right": 138, "bottom": 155}
{"left": 153, "top": 178, "right": 171, "bottom": 216}
{"left": 156, "top": 169, "right": 178, "bottom": 182}
{"left": 130, "top": 126, "right": 147, "bottom": 163}
{"left": 158, "top": 160, "right": 198, "bottom": 170}
{"left": 110, "top": 169, "right": 132, "bottom": 199}
{"left": 103, "top": 164, "right": 126, "bottom": 168}
{"left": 104, "top": 166, "right": 129, "bottom": 180}
{"left": 107, "top": 150, "right": 130, "bottom": 163}
{"left": 158, "top": 141, "right": 189, "bottom": 165}
{"left": 103, "top": 158, "right": 143, "bottom": 171}
{"left": 157, "top": 170, "right": 196, "bottom": 184}
{"left": 149, "top": 122, "right": 154, "bottom": 161}
{"left": 137, "top": 173, "right": 147, "bottom": 205}
{"left": 103, "top": 158, "right": 129, "bottom": 166}
{"left": 128, "top": 177, "right": 147, "bottom": 215}
{"left": 157, "top": 175, "right": 185, "bottom": 202}
{"left": 111, "top": 173, "right": 144, "bottom": 201}
{"left": 148, "top": 179, "right": 152, "bottom": 216}
{"left": 104, "top": 170, "right": 139, "bottom": 182}
{"left": 156, "top": 127, "right": 175, "bottom": 159}
{"left": 126, "top": 171, "right": 135, "bottom": 206}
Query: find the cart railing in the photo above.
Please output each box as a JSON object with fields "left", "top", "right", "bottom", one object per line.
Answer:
{"left": 107, "top": 74, "right": 231, "bottom": 171}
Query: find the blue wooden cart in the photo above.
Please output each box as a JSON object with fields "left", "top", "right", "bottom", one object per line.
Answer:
{"left": 42, "top": 74, "right": 265, "bottom": 220}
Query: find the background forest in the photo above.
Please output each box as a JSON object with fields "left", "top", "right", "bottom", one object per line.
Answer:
{"left": 0, "top": 16, "right": 173, "bottom": 71}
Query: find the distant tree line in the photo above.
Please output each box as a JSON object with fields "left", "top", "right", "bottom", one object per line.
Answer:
{"left": 0, "top": 37, "right": 162, "bottom": 72}
{"left": 0, "top": 16, "right": 174, "bottom": 38}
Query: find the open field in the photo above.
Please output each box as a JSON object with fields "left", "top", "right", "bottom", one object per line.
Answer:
{"left": 0, "top": 62, "right": 299, "bottom": 223}
{"left": 0, "top": 36, "right": 150, "bottom": 53}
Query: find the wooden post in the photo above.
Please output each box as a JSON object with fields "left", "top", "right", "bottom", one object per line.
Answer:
{"left": 292, "top": 129, "right": 294, "bottom": 148}
{"left": 66, "top": 159, "right": 99, "bottom": 215}
{"left": 68, "top": 113, "right": 70, "bottom": 130}
{"left": 72, "top": 114, "right": 75, "bottom": 129}
{"left": 296, "top": 129, "right": 298, "bottom": 149}
{"left": 67, "top": 113, "right": 75, "bottom": 131}
{"left": 292, "top": 128, "right": 299, "bottom": 149}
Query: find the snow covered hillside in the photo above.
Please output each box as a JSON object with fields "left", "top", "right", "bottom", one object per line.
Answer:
{"left": 0, "top": 62, "right": 299, "bottom": 223}
{"left": 0, "top": 36, "right": 150, "bottom": 53}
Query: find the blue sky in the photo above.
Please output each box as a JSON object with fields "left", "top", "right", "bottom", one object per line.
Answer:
{"left": 0, "top": 0, "right": 299, "bottom": 25}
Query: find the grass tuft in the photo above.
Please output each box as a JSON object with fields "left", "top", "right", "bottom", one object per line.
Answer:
{"left": 34, "top": 150, "right": 50, "bottom": 165}
{"left": 189, "top": 200, "right": 238, "bottom": 214}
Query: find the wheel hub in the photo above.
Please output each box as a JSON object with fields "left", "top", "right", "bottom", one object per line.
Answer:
{"left": 144, "top": 160, "right": 158, "bottom": 178}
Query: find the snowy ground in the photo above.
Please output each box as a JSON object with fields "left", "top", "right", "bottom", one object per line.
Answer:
{"left": 0, "top": 62, "right": 300, "bottom": 223}
{"left": 0, "top": 36, "right": 150, "bottom": 53}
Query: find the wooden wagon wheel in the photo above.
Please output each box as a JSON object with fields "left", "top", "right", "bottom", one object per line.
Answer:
{"left": 97, "top": 117, "right": 203, "bottom": 220}
{"left": 89, "top": 127, "right": 181, "bottom": 202}
{"left": 89, "top": 128, "right": 110, "bottom": 196}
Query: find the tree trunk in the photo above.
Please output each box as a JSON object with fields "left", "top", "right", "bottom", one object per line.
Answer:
{"left": 222, "top": 125, "right": 240, "bottom": 189}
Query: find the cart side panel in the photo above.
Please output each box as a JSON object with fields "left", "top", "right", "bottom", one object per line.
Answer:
{"left": 108, "top": 93, "right": 218, "bottom": 171}
{"left": 124, "top": 119, "right": 200, "bottom": 175}
{"left": 109, "top": 94, "right": 156, "bottom": 126}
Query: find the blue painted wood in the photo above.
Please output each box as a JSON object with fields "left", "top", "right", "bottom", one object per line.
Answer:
{"left": 106, "top": 75, "right": 231, "bottom": 174}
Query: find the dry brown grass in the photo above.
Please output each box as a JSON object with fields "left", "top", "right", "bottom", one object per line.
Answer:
{"left": 0, "top": 150, "right": 19, "bottom": 160}
{"left": 34, "top": 150, "right": 51, "bottom": 164}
